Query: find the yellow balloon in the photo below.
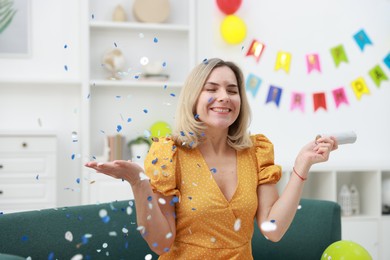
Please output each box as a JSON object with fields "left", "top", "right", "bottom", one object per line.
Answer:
{"left": 220, "top": 15, "right": 247, "bottom": 44}
{"left": 150, "top": 121, "right": 172, "bottom": 138}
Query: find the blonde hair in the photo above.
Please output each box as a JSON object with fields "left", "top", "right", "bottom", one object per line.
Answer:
{"left": 173, "top": 58, "right": 252, "bottom": 150}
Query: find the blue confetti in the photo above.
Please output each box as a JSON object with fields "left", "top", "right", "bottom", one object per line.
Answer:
{"left": 114, "top": 42, "right": 117, "bottom": 47}
{"left": 152, "top": 242, "right": 158, "bottom": 247}
{"left": 101, "top": 215, "right": 110, "bottom": 223}
{"left": 127, "top": 117, "right": 132, "bottom": 122}
{"left": 125, "top": 241, "right": 129, "bottom": 249}
{"left": 164, "top": 85, "right": 167, "bottom": 89}
{"left": 48, "top": 252, "right": 55, "bottom": 260}
{"left": 136, "top": 156, "right": 141, "bottom": 159}
{"left": 153, "top": 37, "right": 158, "bottom": 43}
{"left": 100, "top": 130, "right": 105, "bottom": 134}
{"left": 64, "top": 44, "right": 68, "bottom": 49}
{"left": 21, "top": 235, "right": 28, "bottom": 242}
{"left": 87, "top": 93, "right": 90, "bottom": 99}
{"left": 189, "top": 132, "right": 194, "bottom": 135}
{"left": 115, "top": 95, "right": 121, "bottom": 99}
{"left": 188, "top": 196, "right": 192, "bottom": 200}
{"left": 162, "top": 61, "right": 167, "bottom": 67}
{"left": 36, "top": 174, "right": 39, "bottom": 180}
{"left": 210, "top": 168, "right": 217, "bottom": 174}
{"left": 208, "top": 97, "right": 213, "bottom": 103}
{"left": 152, "top": 158, "right": 158, "bottom": 164}
{"left": 64, "top": 65, "right": 68, "bottom": 71}
{"left": 134, "top": 75, "right": 139, "bottom": 79}
{"left": 117, "top": 125, "right": 122, "bottom": 132}
{"left": 81, "top": 235, "right": 89, "bottom": 244}
{"left": 180, "top": 131, "right": 185, "bottom": 136}
{"left": 203, "top": 58, "right": 208, "bottom": 64}
{"left": 76, "top": 178, "right": 80, "bottom": 184}
{"left": 170, "top": 93, "right": 175, "bottom": 97}
{"left": 270, "top": 219, "right": 276, "bottom": 223}
{"left": 91, "top": 14, "right": 94, "bottom": 19}
{"left": 147, "top": 196, "right": 152, "bottom": 201}
{"left": 143, "top": 109, "right": 148, "bottom": 114}
{"left": 172, "top": 196, "right": 179, "bottom": 203}
{"left": 71, "top": 154, "right": 75, "bottom": 160}
{"left": 163, "top": 248, "right": 170, "bottom": 252}
{"left": 194, "top": 114, "right": 199, "bottom": 120}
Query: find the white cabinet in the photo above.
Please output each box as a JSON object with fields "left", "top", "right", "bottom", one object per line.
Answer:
{"left": 0, "top": 134, "right": 57, "bottom": 213}
{"left": 82, "top": 0, "right": 195, "bottom": 204}
{"left": 277, "top": 168, "right": 390, "bottom": 259}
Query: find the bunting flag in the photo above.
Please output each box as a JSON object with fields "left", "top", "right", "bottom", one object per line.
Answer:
{"left": 246, "top": 39, "right": 266, "bottom": 63}
{"left": 266, "top": 85, "right": 283, "bottom": 107}
{"left": 332, "top": 87, "right": 349, "bottom": 108}
{"left": 245, "top": 73, "right": 262, "bottom": 97}
{"left": 369, "top": 65, "right": 388, "bottom": 87}
{"left": 274, "top": 51, "right": 292, "bottom": 73}
{"left": 313, "top": 92, "right": 327, "bottom": 112}
{"left": 383, "top": 53, "right": 390, "bottom": 70}
{"left": 353, "top": 29, "right": 373, "bottom": 51}
{"left": 306, "top": 53, "right": 321, "bottom": 74}
{"left": 330, "top": 45, "right": 348, "bottom": 67}
{"left": 290, "top": 92, "right": 305, "bottom": 112}
{"left": 351, "top": 77, "right": 370, "bottom": 100}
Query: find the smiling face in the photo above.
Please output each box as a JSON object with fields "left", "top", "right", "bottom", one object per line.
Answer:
{"left": 195, "top": 66, "right": 241, "bottom": 134}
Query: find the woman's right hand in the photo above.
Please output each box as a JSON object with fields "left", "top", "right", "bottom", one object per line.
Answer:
{"left": 84, "top": 160, "right": 146, "bottom": 186}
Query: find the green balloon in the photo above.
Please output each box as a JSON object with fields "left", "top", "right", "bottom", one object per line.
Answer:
{"left": 321, "top": 240, "right": 372, "bottom": 260}
{"left": 150, "top": 121, "right": 172, "bottom": 138}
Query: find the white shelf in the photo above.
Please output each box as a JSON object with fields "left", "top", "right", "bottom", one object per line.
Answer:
{"left": 90, "top": 21, "right": 190, "bottom": 32}
{"left": 90, "top": 80, "right": 184, "bottom": 88}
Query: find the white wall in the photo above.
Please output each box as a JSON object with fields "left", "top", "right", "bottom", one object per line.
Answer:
{"left": 196, "top": 0, "right": 390, "bottom": 169}
{"left": 0, "top": 0, "right": 82, "bottom": 207}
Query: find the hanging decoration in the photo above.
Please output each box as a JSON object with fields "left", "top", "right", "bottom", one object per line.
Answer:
{"left": 369, "top": 65, "right": 388, "bottom": 87}
{"left": 220, "top": 15, "right": 247, "bottom": 44}
{"left": 246, "top": 39, "right": 265, "bottom": 63}
{"left": 274, "top": 51, "right": 292, "bottom": 73}
{"left": 216, "top": 0, "right": 242, "bottom": 15}
{"left": 306, "top": 53, "right": 321, "bottom": 74}
{"left": 353, "top": 29, "right": 373, "bottom": 51}
{"left": 384, "top": 53, "right": 390, "bottom": 69}
{"left": 266, "top": 85, "right": 282, "bottom": 107}
{"left": 351, "top": 77, "right": 370, "bottom": 100}
{"left": 245, "top": 73, "right": 262, "bottom": 98}
{"left": 332, "top": 87, "right": 349, "bottom": 108}
{"left": 330, "top": 44, "right": 349, "bottom": 67}
{"left": 290, "top": 92, "right": 305, "bottom": 112}
{"left": 313, "top": 92, "right": 327, "bottom": 112}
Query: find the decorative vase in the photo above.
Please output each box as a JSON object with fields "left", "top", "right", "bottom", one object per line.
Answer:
{"left": 101, "top": 48, "right": 126, "bottom": 80}
{"left": 112, "top": 5, "right": 127, "bottom": 22}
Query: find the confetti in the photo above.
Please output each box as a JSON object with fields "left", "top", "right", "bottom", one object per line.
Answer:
{"left": 65, "top": 231, "right": 73, "bottom": 242}
{"left": 210, "top": 237, "right": 216, "bottom": 243}
{"left": 114, "top": 42, "right": 117, "bottom": 47}
{"left": 158, "top": 198, "right": 166, "bottom": 205}
{"left": 162, "top": 61, "right": 167, "bottom": 67}
{"left": 260, "top": 221, "right": 277, "bottom": 232}
{"left": 143, "top": 109, "right": 148, "bottom": 114}
{"left": 102, "top": 242, "right": 108, "bottom": 248}
{"left": 140, "top": 57, "right": 149, "bottom": 66}
{"left": 71, "top": 131, "right": 78, "bottom": 142}
{"left": 76, "top": 178, "right": 80, "bottom": 184}
{"left": 127, "top": 117, "right": 132, "bottom": 122}
{"left": 297, "top": 205, "right": 302, "bottom": 210}
{"left": 147, "top": 196, "right": 153, "bottom": 201}
{"left": 116, "top": 125, "right": 122, "bottom": 132}
{"left": 153, "top": 37, "right": 158, "bottom": 43}
{"left": 203, "top": 58, "right": 208, "bottom": 64}
{"left": 210, "top": 168, "right": 217, "bottom": 174}
{"left": 122, "top": 227, "right": 129, "bottom": 234}
{"left": 64, "top": 65, "right": 68, "bottom": 71}
{"left": 145, "top": 254, "right": 153, "bottom": 260}
{"left": 21, "top": 235, "right": 28, "bottom": 242}
{"left": 140, "top": 172, "right": 150, "bottom": 181}
{"left": 165, "top": 232, "right": 172, "bottom": 239}
{"left": 71, "top": 154, "right": 75, "bottom": 160}
{"left": 234, "top": 218, "right": 241, "bottom": 231}
{"left": 151, "top": 158, "right": 158, "bottom": 164}
{"left": 208, "top": 97, "right": 214, "bottom": 103}
{"left": 164, "top": 85, "right": 167, "bottom": 89}
{"left": 170, "top": 93, "right": 175, "bottom": 97}
{"left": 64, "top": 44, "right": 68, "bottom": 49}
{"left": 152, "top": 242, "right": 158, "bottom": 247}
{"left": 36, "top": 174, "right": 39, "bottom": 180}
{"left": 91, "top": 14, "right": 94, "bottom": 19}
{"left": 194, "top": 114, "right": 200, "bottom": 120}
{"left": 126, "top": 206, "right": 133, "bottom": 215}
{"left": 70, "top": 254, "right": 82, "bottom": 260}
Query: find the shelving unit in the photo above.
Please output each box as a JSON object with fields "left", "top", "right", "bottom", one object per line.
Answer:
{"left": 82, "top": 0, "right": 195, "bottom": 204}
{"left": 277, "top": 169, "right": 390, "bottom": 259}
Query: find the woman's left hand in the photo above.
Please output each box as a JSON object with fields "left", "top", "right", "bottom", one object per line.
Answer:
{"left": 295, "top": 136, "right": 338, "bottom": 173}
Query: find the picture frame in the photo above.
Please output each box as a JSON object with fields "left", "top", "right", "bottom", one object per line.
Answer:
{"left": 0, "top": 0, "right": 31, "bottom": 58}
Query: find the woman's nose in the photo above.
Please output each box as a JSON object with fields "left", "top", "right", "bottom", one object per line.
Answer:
{"left": 217, "top": 90, "right": 229, "bottom": 102}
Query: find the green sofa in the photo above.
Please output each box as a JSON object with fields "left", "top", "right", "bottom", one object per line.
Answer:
{"left": 0, "top": 199, "right": 341, "bottom": 259}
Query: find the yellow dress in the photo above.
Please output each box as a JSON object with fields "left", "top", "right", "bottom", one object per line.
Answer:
{"left": 144, "top": 134, "right": 281, "bottom": 259}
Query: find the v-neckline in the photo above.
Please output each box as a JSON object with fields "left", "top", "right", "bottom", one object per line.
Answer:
{"left": 195, "top": 148, "right": 240, "bottom": 204}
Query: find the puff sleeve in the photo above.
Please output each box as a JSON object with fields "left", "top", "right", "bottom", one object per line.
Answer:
{"left": 251, "top": 134, "right": 282, "bottom": 185}
{"left": 144, "top": 138, "right": 180, "bottom": 198}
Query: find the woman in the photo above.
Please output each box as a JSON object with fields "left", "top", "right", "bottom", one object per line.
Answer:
{"left": 85, "top": 58, "right": 337, "bottom": 259}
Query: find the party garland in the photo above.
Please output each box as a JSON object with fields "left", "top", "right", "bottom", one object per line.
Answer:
{"left": 216, "top": 1, "right": 390, "bottom": 113}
